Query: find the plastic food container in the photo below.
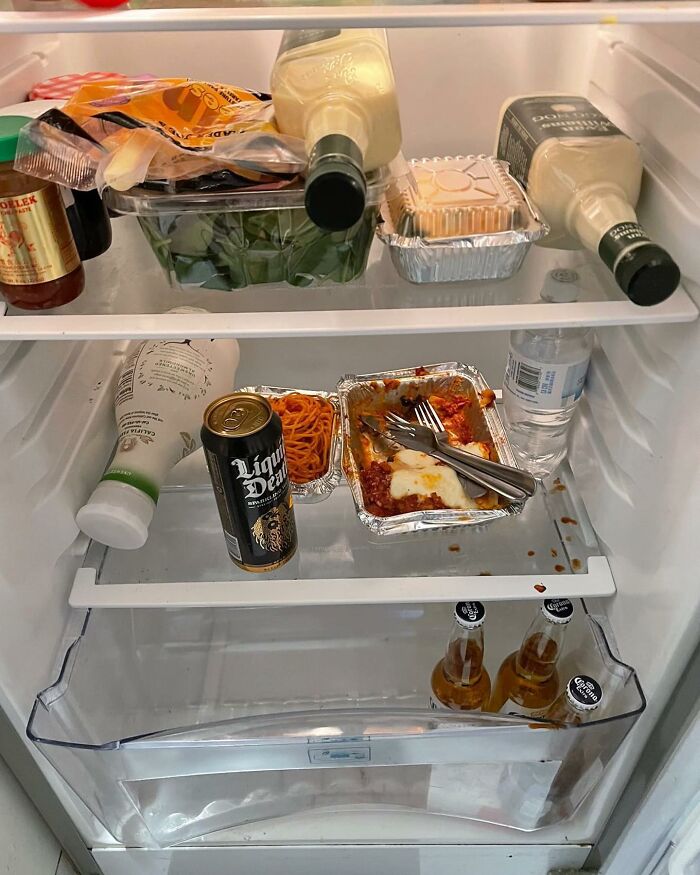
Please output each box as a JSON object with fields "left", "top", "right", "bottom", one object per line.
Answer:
{"left": 106, "top": 171, "right": 387, "bottom": 291}
{"left": 239, "top": 386, "right": 342, "bottom": 503}
{"left": 338, "top": 361, "right": 524, "bottom": 537}
{"left": 377, "top": 156, "right": 548, "bottom": 284}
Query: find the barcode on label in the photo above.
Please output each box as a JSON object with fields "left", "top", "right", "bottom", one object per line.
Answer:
{"left": 513, "top": 361, "right": 541, "bottom": 393}
{"left": 224, "top": 531, "right": 241, "bottom": 561}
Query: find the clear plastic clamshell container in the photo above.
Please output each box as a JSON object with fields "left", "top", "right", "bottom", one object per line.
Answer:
{"left": 28, "top": 600, "right": 644, "bottom": 848}
{"left": 105, "top": 170, "right": 387, "bottom": 291}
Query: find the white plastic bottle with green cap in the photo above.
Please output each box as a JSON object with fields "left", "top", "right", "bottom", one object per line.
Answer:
{"left": 502, "top": 269, "right": 594, "bottom": 477}
{"left": 76, "top": 308, "right": 239, "bottom": 549}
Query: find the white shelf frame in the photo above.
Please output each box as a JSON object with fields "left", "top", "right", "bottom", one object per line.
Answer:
{"left": 1, "top": 290, "right": 695, "bottom": 341}
{"left": 69, "top": 554, "right": 615, "bottom": 608}
{"left": 2, "top": 2, "right": 700, "bottom": 33}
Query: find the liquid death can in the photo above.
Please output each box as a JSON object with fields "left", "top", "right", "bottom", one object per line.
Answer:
{"left": 202, "top": 393, "right": 297, "bottom": 573}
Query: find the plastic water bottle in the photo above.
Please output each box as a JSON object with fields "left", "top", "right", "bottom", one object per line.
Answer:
{"left": 502, "top": 269, "right": 593, "bottom": 477}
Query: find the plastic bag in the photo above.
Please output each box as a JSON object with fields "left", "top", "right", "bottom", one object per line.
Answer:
{"left": 15, "top": 78, "right": 306, "bottom": 192}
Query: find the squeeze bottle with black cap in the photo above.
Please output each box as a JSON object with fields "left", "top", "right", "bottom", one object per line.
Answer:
{"left": 271, "top": 29, "right": 401, "bottom": 232}
{"left": 496, "top": 95, "right": 680, "bottom": 306}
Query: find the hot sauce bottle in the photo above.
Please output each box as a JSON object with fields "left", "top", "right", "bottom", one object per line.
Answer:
{"left": 0, "top": 116, "right": 84, "bottom": 309}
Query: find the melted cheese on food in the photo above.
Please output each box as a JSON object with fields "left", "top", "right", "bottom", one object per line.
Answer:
{"left": 389, "top": 449, "right": 473, "bottom": 510}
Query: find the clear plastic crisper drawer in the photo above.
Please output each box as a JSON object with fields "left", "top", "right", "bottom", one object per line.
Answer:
{"left": 27, "top": 601, "right": 644, "bottom": 848}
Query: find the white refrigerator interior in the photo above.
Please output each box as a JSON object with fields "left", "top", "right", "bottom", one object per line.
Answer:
{"left": 0, "top": 17, "right": 698, "bottom": 875}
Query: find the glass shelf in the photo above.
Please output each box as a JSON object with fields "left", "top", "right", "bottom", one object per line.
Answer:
{"left": 70, "top": 462, "right": 616, "bottom": 608}
{"left": 0, "top": 220, "right": 695, "bottom": 341}
{"left": 2, "top": 0, "right": 700, "bottom": 34}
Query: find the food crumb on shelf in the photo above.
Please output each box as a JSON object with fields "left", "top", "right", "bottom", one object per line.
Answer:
{"left": 448, "top": 544, "right": 461, "bottom": 553}
{"left": 534, "top": 583, "right": 546, "bottom": 593}
{"left": 527, "top": 550, "right": 535, "bottom": 557}
{"left": 550, "top": 548, "right": 558, "bottom": 557}
{"left": 552, "top": 478, "right": 567, "bottom": 492}
{"left": 554, "top": 564, "right": 565, "bottom": 573}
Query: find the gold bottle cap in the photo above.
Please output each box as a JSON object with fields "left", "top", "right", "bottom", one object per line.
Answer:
{"left": 204, "top": 393, "right": 272, "bottom": 438}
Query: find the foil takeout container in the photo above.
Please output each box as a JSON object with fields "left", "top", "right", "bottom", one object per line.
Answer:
{"left": 337, "top": 362, "right": 525, "bottom": 536}
{"left": 376, "top": 155, "right": 548, "bottom": 284}
{"left": 240, "top": 386, "right": 342, "bottom": 504}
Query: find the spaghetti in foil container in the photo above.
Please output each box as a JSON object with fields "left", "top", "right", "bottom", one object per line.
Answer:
{"left": 240, "top": 386, "right": 342, "bottom": 504}
{"left": 376, "top": 156, "right": 548, "bottom": 284}
{"left": 338, "top": 362, "right": 525, "bottom": 536}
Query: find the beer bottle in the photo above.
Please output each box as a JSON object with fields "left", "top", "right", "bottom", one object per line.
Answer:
{"left": 543, "top": 675, "right": 603, "bottom": 724}
{"left": 430, "top": 601, "right": 490, "bottom": 712}
{"left": 488, "top": 598, "right": 574, "bottom": 717}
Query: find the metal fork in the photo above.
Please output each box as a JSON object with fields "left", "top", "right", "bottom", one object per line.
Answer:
{"left": 416, "top": 400, "right": 537, "bottom": 497}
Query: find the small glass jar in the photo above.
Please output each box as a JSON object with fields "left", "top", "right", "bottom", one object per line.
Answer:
{"left": 0, "top": 115, "right": 84, "bottom": 310}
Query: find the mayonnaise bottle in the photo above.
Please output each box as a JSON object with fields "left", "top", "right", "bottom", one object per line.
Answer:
{"left": 77, "top": 309, "right": 240, "bottom": 549}
{"left": 496, "top": 95, "right": 680, "bottom": 306}
{"left": 271, "top": 29, "right": 402, "bottom": 232}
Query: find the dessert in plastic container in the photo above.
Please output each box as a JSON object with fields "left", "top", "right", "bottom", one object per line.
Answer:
{"left": 338, "top": 361, "right": 525, "bottom": 536}
{"left": 105, "top": 169, "right": 387, "bottom": 291}
{"left": 239, "top": 386, "right": 342, "bottom": 503}
{"left": 377, "top": 156, "right": 548, "bottom": 284}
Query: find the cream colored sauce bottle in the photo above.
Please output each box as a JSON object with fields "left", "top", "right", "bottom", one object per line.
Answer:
{"left": 496, "top": 94, "right": 679, "bottom": 306}
{"left": 271, "top": 29, "right": 402, "bottom": 231}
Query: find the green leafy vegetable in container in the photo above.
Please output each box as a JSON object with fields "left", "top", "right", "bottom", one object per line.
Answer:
{"left": 110, "top": 172, "right": 386, "bottom": 292}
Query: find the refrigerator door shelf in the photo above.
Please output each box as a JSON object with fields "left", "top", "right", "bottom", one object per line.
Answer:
{"left": 27, "top": 599, "right": 645, "bottom": 848}
{"left": 69, "top": 463, "right": 615, "bottom": 609}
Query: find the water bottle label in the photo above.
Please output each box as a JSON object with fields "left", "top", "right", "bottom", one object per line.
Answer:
{"left": 504, "top": 349, "right": 590, "bottom": 410}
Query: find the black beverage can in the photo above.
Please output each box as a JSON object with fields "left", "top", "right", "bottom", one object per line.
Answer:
{"left": 202, "top": 392, "right": 297, "bottom": 573}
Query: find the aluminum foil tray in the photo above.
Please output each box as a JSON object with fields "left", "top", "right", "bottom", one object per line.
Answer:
{"left": 377, "top": 155, "right": 548, "bottom": 284}
{"left": 240, "top": 386, "right": 342, "bottom": 504}
{"left": 337, "top": 362, "right": 525, "bottom": 536}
